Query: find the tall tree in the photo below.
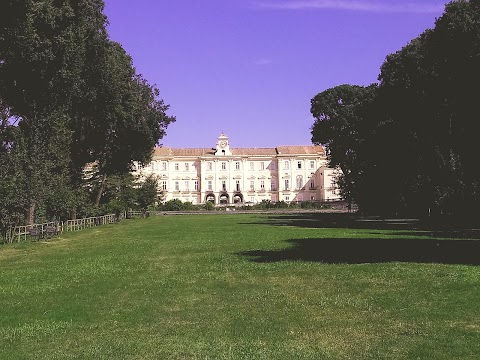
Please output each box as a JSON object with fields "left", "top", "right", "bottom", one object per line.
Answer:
{"left": 377, "top": 0, "right": 480, "bottom": 217}
{"left": 310, "top": 84, "right": 376, "bottom": 207}
{"left": 71, "top": 40, "right": 175, "bottom": 205}
{"left": 137, "top": 175, "right": 160, "bottom": 211}
{"left": 0, "top": 0, "right": 174, "bottom": 223}
{"left": 0, "top": 102, "right": 28, "bottom": 239}
{"left": 0, "top": 0, "right": 109, "bottom": 223}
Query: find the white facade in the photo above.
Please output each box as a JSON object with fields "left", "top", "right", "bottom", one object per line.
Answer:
{"left": 134, "top": 133, "right": 341, "bottom": 205}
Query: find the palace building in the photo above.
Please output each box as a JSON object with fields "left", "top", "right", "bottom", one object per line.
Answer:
{"left": 133, "top": 133, "right": 341, "bottom": 205}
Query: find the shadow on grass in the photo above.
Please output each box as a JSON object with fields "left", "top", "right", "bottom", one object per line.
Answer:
{"left": 243, "top": 213, "right": 480, "bottom": 239}
{"left": 239, "top": 237, "right": 480, "bottom": 265}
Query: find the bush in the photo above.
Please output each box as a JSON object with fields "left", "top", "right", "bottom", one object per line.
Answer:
{"left": 161, "top": 199, "right": 184, "bottom": 211}
{"left": 205, "top": 201, "right": 214, "bottom": 211}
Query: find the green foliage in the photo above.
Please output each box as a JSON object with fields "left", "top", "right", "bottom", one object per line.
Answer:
{"left": 104, "top": 199, "right": 124, "bottom": 216}
{"left": 161, "top": 199, "right": 186, "bottom": 211}
{"left": 372, "top": 0, "right": 480, "bottom": 216}
{"left": 0, "top": 121, "right": 27, "bottom": 239}
{"left": 310, "top": 84, "right": 377, "bottom": 206}
{"left": 137, "top": 175, "right": 160, "bottom": 210}
{"left": 205, "top": 201, "right": 215, "bottom": 211}
{"left": 299, "top": 201, "right": 331, "bottom": 210}
{"left": 311, "top": 1, "right": 480, "bottom": 218}
{"left": 0, "top": 1, "right": 173, "bottom": 226}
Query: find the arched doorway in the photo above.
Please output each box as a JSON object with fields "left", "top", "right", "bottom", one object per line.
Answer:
{"left": 219, "top": 192, "right": 229, "bottom": 205}
{"left": 205, "top": 193, "right": 215, "bottom": 204}
{"left": 233, "top": 193, "right": 243, "bottom": 204}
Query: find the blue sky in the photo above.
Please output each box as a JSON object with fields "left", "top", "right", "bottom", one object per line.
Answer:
{"left": 104, "top": 0, "right": 449, "bottom": 148}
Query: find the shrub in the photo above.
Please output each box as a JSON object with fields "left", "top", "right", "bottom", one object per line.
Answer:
{"left": 205, "top": 201, "right": 214, "bottom": 211}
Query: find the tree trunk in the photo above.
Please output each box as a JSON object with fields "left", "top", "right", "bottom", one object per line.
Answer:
{"left": 70, "top": 208, "right": 77, "bottom": 220}
{"left": 26, "top": 202, "right": 36, "bottom": 225}
{"left": 95, "top": 174, "right": 107, "bottom": 206}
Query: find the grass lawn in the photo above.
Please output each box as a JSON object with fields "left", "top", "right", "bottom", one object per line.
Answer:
{"left": 1, "top": 213, "right": 480, "bottom": 359}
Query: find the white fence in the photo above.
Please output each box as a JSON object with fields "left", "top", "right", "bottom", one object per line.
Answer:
{"left": 4, "top": 214, "right": 119, "bottom": 244}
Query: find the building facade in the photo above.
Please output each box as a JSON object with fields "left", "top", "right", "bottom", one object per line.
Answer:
{"left": 133, "top": 133, "right": 341, "bottom": 205}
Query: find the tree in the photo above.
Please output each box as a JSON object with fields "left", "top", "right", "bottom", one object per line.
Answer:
{"left": 0, "top": 1, "right": 174, "bottom": 225}
{"left": 0, "top": 103, "right": 28, "bottom": 240}
{"left": 377, "top": 0, "right": 480, "bottom": 217}
{"left": 0, "top": 0, "right": 109, "bottom": 224}
{"left": 70, "top": 40, "right": 175, "bottom": 206}
{"left": 310, "top": 1, "right": 480, "bottom": 218}
{"left": 310, "top": 84, "right": 377, "bottom": 207}
{"left": 137, "top": 175, "right": 160, "bottom": 210}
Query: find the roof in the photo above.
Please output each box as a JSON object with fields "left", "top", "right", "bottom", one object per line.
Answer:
{"left": 152, "top": 145, "right": 324, "bottom": 158}
{"left": 276, "top": 145, "right": 325, "bottom": 156}
{"left": 153, "top": 147, "right": 215, "bottom": 157}
{"left": 172, "top": 148, "right": 214, "bottom": 157}
{"left": 231, "top": 148, "right": 277, "bottom": 156}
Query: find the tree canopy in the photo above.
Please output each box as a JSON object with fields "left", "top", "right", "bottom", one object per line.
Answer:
{"left": 0, "top": 0, "right": 174, "bottom": 231}
{"left": 311, "top": 0, "right": 480, "bottom": 219}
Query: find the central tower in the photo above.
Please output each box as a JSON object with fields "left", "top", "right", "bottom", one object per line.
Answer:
{"left": 214, "top": 132, "right": 232, "bottom": 156}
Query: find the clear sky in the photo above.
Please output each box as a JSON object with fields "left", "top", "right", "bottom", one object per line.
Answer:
{"left": 104, "top": 0, "right": 449, "bottom": 148}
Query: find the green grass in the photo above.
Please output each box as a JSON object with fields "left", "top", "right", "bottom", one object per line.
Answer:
{"left": 1, "top": 213, "right": 480, "bottom": 359}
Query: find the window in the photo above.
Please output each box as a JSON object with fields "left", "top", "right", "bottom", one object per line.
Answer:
{"left": 296, "top": 175, "right": 303, "bottom": 189}
{"left": 311, "top": 196, "right": 315, "bottom": 201}
{"left": 250, "top": 196, "right": 255, "bottom": 203}
{"left": 185, "top": 163, "right": 189, "bottom": 171}
{"left": 207, "top": 180, "right": 213, "bottom": 191}
{"left": 161, "top": 181, "right": 167, "bottom": 191}
{"left": 297, "top": 161, "right": 302, "bottom": 169}
{"left": 221, "top": 162, "right": 226, "bottom": 170}
{"left": 174, "top": 163, "right": 179, "bottom": 171}
{"left": 285, "top": 196, "right": 290, "bottom": 202}
{"left": 260, "top": 180, "right": 265, "bottom": 190}
{"left": 184, "top": 181, "right": 189, "bottom": 191}
{"left": 222, "top": 180, "right": 227, "bottom": 191}
{"left": 236, "top": 180, "right": 240, "bottom": 191}
{"left": 310, "top": 161, "right": 315, "bottom": 169}
{"left": 194, "top": 180, "right": 198, "bottom": 191}
{"left": 309, "top": 180, "right": 315, "bottom": 189}
{"left": 271, "top": 180, "right": 276, "bottom": 191}
{"left": 235, "top": 162, "right": 240, "bottom": 170}
{"left": 162, "top": 162, "right": 167, "bottom": 171}
{"left": 284, "top": 179, "right": 290, "bottom": 190}
{"left": 260, "top": 162, "right": 265, "bottom": 170}
{"left": 175, "top": 181, "right": 179, "bottom": 191}
{"left": 284, "top": 161, "right": 290, "bottom": 170}
{"left": 137, "top": 163, "right": 143, "bottom": 170}
{"left": 207, "top": 162, "right": 213, "bottom": 171}
{"left": 250, "top": 181, "right": 255, "bottom": 191}
{"left": 250, "top": 162, "right": 254, "bottom": 171}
